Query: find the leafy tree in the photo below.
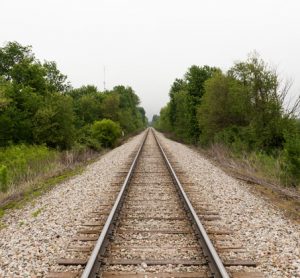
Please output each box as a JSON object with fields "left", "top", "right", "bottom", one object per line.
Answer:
{"left": 91, "top": 119, "right": 121, "bottom": 147}
{"left": 43, "top": 61, "right": 71, "bottom": 93}
{"left": 228, "top": 53, "right": 286, "bottom": 151}
{"left": 172, "top": 91, "right": 191, "bottom": 142}
{"left": 197, "top": 71, "right": 251, "bottom": 145}
{"left": 0, "top": 41, "right": 147, "bottom": 152}
{"left": 138, "top": 107, "right": 147, "bottom": 126}
{"left": 0, "top": 41, "right": 34, "bottom": 81}
{"left": 281, "top": 120, "right": 300, "bottom": 185}
{"left": 151, "top": 114, "right": 159, "bottom": 126}
{"left": 101, "top": 93, "right": 120, "bottom": 122}
{"left": 168, "top": 65, "right": 218, "bottom": 142}
{"left": 33, "top": 93, "right": 75, "bottom": 149}
{"left": 153, "top": 104, "right": 172, "bottom": 131}
{"left": 68, "top": 85, "right": 102, "bottom": 128}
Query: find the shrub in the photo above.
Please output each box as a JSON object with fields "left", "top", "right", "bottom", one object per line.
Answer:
{"left": 282, "top": 135, "right": 300, "bottom": 186}
{"left": 91, "top": 119, "right": 121, "bottom": 148}
{"left": 77, "top": 125, "right": 102, "bottom": 151}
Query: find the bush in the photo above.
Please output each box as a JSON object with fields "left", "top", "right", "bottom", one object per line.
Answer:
{"left": 282, "top": 135, "right": 300, "bottom": 186}
{"left": 76, "top": 124, "right": 102, "bottom": 151}
{"left": 91, "top": 119, "right": 121, "bottom": 148}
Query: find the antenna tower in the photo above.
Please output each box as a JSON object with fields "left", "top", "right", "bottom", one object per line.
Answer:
{"left": 103, "top": 66, "right": 106, "bottom": 91}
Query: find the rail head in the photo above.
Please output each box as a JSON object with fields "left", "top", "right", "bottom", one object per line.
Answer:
{"left": 152, "top": 128, "right": 230, "bottom": 278}
{"left": 81, "top": 129, "right": 149, "bottom": 278}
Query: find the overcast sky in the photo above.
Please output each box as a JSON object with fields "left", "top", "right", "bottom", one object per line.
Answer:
{"left": 1, "top": 0, "right": 299, "bottom": 119}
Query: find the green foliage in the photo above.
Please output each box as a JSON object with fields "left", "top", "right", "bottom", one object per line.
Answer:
{"left": 32, "top": 208, "right": 43, "bottom": 217}
{"left": 0, "top": 41, "right": 147, "bottom": 151}
{"left": 0, "top": 165, "right": 8, "bottom": 192}
{"left": 43, "top": 61, "right": 71, "bottom": 93}
{"left": 198, "top": 72, "right": 251, "bottom": 145}
{"left": 77, "top": 124, "right": 102, "bottom": 151}
{"left": 0, "top": 41, "right": 34, "bottom": 81}
{"left": 158, "top": 53, "right": 300, "bottom": 186}
{"left": 91, "top": 119, "right": 121, "bottom": 148}
{"left": 152, "top": 104, "right": 172, "bottom": 132}
{"left": 282, "top": 133, "right": 300, "bottom": 185}
{"left": 0, "top": 42, "right": 73, "bottom": 149}
{"left": 101, "top": 93, "right": 120, "bottom": 122}
{"left": 0, "top": 145, "right": 58, "bottom": 192}
{"left": 33, "top": 93, "right": 75, "bottom": 149}
{"left": 228, "top": 53, "right": 285, "bottom": 152}
{"left": 168, "top": 65, "right": 218, "bottom": 143}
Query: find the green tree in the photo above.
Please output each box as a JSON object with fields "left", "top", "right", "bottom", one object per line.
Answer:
{"left": 153, "top": 104, "right": 172, "bottom": 132}
{"left": 33, "top": 93, "right": 75, "bottom": 149}
{"left": 91, "top": 119, "right": 121, "bottom": 148}
{"left": 101, "top": 93, "right": 120, "bottom": 122}
{"left": 168, "top": 65, "right": 218, "bottom": 142}
{"left": 228, "top": 53, "right": 286, "bottom": 151}
{"left": 0, "top": 41, "right": 34, "bottom": 81}
{"left": 197, "top": 71, "right": 251, "bottom": 145}
{"left": 43, "top": 61, "right": 71, "bottom": 93}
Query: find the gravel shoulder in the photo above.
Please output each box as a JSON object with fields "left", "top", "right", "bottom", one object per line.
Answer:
{"left": 156, "top": 131, "right": 300, "bottom": 278}
{"left": 0, "top": 132, "right": 145, "bottom": 277}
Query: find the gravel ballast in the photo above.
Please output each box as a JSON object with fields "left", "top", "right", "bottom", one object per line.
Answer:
{"left": 0, "top": 132, "right": 144, "bottom": 277}
{"left": 156, "top": 132, "right": 300, "bottom": 278}
{"left": 0, "top": 130, "right": 299, "bottom": 277}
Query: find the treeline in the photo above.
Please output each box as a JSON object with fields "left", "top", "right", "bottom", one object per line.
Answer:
{"left": 0, "top": 41, "right": 147, "bottom": 192}
{"left": 0, "top": 42, "right": 147, "bottom": 149}
{"left": 153, "top": 53, "right": 300, "bottom": 186}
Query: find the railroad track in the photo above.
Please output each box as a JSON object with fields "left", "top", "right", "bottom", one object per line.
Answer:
{"left": 48, "top": 128, "right": 263, "bottom": 278}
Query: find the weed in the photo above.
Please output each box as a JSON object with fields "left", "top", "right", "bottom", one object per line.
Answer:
{"left": 32, "top": 208, "right": 43, "bottom": 217}
{"left": 0, "top": 221, "right": 6, "bottom": 230}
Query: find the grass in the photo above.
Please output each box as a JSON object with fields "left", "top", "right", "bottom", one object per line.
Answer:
{"left": 0, "top": 132, "right": 137, "bottom": 224}
{"left": 32, "top": 208, "right": 43, "bottom": 217}
{"left": 0, "top": 144, "right": 59, "bottom": 193}
{"left": 0, "top": 155, "right": 96, "bottom": 222}
{"left": 203, "top": 143, "right": 300, "bottom": 222}
{"left": 250, "top": 183, "right": 300, "bottom": 223}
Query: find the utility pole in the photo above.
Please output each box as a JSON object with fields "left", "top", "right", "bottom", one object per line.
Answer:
{"left": 103, "top": 66, "right": 106, "bottom": 91}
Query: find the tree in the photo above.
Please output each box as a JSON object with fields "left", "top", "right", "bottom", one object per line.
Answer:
{"left": 101, "top": 93, "right": 120, "bottom": 122}
{"left": 197, "top": 71, "right": 251, "bottom": 145}
{"left": 91, "top": 119, "right": 121, "bottom": 148}
{"left": 43, "top": 61, "right": 71, "bottom": 93}
{"left": 167, "top": 65, "right": 218, "bottom": 142}
{"left": 33, "top": 94, "right": 75, "bottom": 149}
{"left": 228, "top": 53, "right": 286, "bottom": 151}
{"left": 153, "top": 104, "right": 172, "bottom": 131}
{"left": 0, "top": 41, "right": 34, "bottom": 81}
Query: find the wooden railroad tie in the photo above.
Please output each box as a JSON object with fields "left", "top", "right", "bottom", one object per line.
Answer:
{"left": 46, "top": 272, "right": 79, "bottom": 278}
{"left": 56, "top": 257, "right": 257, "bottom": 268}
{"left": 103, "top": 259, "right": 206, "bottom": 266}
{"left": 57, "top": 258, "right": 87, "bottom": 265}
{"left": 102, "top": 271, "right": 207, "bottom": 278}
{"left": 231, "top": 272, "right": 264, "bottom": 278}
{"left": 72, "top": 235, "right": 99, "bottom": 241}
{"left": 117, "top": 228, "right": 192, "bottom": 234}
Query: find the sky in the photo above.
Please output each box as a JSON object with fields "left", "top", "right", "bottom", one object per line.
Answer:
{"left": 1, "top": 0, "right": 300, "bottom": 120}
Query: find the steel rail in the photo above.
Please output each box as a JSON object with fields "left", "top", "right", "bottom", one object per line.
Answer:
{"left": 81, "top": 129, "right": 149, "bottom": 278}
{"left": 152, "top": 128, "right": 230, "bottom": 278}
